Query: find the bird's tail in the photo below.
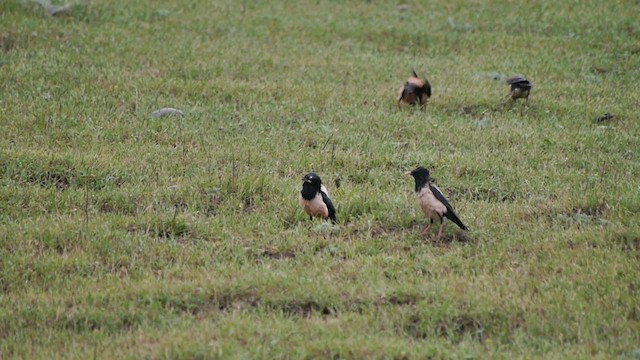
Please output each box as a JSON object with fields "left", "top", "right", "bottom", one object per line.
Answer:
{"left": 445, "top": 211, "right": 469, "bottom": 231}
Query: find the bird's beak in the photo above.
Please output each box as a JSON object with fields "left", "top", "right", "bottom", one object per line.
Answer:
{"left": 404, "top": 171, "right": 412, "bottom": 176}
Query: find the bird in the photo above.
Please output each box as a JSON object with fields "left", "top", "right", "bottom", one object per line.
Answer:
{"left": 299, "top": 172, "right": 336, "bottom": 223}
{"left": 398, "top": 69, "right": 431, "bottom": 108}
{"left": 506, "top": 75, "right": 533, "bottom": 103}
{"left": 596, "top": 112, "right": 614, "bottom": 122}
{"left": 406, "top": 167, "right": 468, "bottom": 241}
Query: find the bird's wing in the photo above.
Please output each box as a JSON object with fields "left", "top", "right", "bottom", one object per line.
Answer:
{"left": 506, "top": 76, "right": 526, "bottom": 84}
{"left": 424, "top": 80, "right": 432, "bottom": 98}
{"left": 429, "top": 184, "right": 468, "bottom": 230}
{"left": 520, "top": 80, "right": 533, "bottom": 89}
{"left": 320, "top": 191, "right": 336, "bottom": 223}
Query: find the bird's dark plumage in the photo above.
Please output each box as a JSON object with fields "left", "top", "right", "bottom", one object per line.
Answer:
{"left": 429, "top": 184, "right": 468, "bottom": 231}
{"left": 506, "top": 75, "right": 533, "bottom": 101}
{"left": 320, "top": 191, "right": 336, "bottom": 223}
{"left": 398, "top": 69, "right": 431, "bottom": 107}
{"left": 596, "top": 112, "right": 614, "bottom": 122}
{"left": 299, "top": 172, "right": 336, "bottom": 223}
{"left": 406, "top": 167, "right": 468, "bottom": 240}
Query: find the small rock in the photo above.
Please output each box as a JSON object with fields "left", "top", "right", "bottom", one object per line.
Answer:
{"left": 584, "top": 73, "right": 602, "bottom": 83}
{"left": 150, "top": 108, "right": 184, "bottom": 118}
{"left": 448, "top": 17, "right": 474, "bottom": 32}
{"left": 626, "top": 348, "right": 640, "bottom": 359}
{"left": 30, "top": 0, "right": 74, "bottom": 17}
{"left": 474, "top": 117, "right": 490, "bottom": 129}
{"left": 156, "top": 9, "right": 171, "bottom": 18}
{"left": 48, "top": 3, "right": 73, "bottom": 16}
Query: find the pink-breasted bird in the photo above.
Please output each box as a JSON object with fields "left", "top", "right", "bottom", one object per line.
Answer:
{"left": 299, "top": 172, "right": 336, "bottom": 223}
{"left": 398, "top": 69, "right": 431, "bottom": 108}
{"left": 406, "top": 167, "right": 468, "bottom": 240}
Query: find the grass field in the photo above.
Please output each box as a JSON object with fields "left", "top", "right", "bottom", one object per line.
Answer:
{"left": 1, "top": 0, "right": 640, "bottom": 358}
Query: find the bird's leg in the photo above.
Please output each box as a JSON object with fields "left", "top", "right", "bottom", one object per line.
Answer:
{"left": 420, "top": 220, "right": 433, "bottom": 236}
{"left": 436, "top": 222, "right": 445, "bottom": 242}
{"left": 309, "top": 216, "right": 313, "bottom": 221}
{"left": 420, "top": 224, "right": 432, "bottom": 236}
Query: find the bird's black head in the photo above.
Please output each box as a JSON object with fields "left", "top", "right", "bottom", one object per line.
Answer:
{"left": 303, "top": 172, "right": 322, "bottom": 186}
{"left": 301, "top": 172, "right": 322, "bottom": 200}
{"left": 406, "top": 166, "right": 432, "bottom": 192}
{"left": 506, "top": 75, "right": 526, "bottom": 85}
{"left": 506, "top": 75, "right": 532, "bottom": 89}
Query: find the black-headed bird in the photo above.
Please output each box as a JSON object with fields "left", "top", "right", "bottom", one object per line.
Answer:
{"left": 299, "top": 172, "right": 336, "bottom": 223}
{"left": 398, "top": 69, "right": 432, "bottom": 108}
{"left": 506, "top": 75, "right": 533, "bottom": 103}
{"left": 406, "top": 167, "right": 468, "bottom": 240}
{"left": 596, "top": 112, "right": 614, "bottom": 122}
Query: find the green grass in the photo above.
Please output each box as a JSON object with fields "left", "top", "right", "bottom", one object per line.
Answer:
{"left": 1, "top": 0, "right": 639, "bottom": 358}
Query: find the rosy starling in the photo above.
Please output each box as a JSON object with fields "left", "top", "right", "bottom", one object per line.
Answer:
{"left": 398, "top": 69, "right": 432, "bottom": 107}
{"left": 299, "top": 172, "right": 336, "bottom": 223}
{"left": 406, "top": 167, "right": 468, "bottom": 240}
